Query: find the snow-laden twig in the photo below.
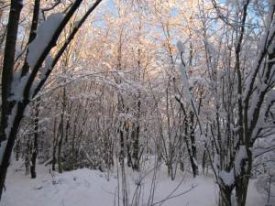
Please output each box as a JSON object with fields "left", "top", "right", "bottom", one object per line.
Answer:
{"left": 176, "top": 41, "right": 202, "bottom": 134}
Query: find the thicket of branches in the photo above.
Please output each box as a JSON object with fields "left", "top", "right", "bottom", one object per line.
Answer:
{"left": 0, "top": 0, "right": 274, "bottom": 206}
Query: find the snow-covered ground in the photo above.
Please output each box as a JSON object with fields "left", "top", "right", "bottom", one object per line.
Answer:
{"left": 1, "top": 160, "right": 265, "bottom": 206}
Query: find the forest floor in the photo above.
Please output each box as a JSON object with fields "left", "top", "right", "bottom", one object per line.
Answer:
{"left": 1, "top": 159, "right": 266, "bottom": 206}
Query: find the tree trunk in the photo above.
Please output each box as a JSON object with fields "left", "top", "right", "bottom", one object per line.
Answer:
{"left": 235, "top": 149, "right": 252, "bottom": 206}
{"left": 183, "top": 113, "right": 198, "bottom": 178}
{"left": 219, "top": 186, "right": 232, "bottom": 206}
{"left": 0, "top": 105, "right": 25, "bottom": 200}
{"left": 31, "top": 100, "right": 40, "bottom": 178}
{"left": 189, "top": 112, "right": 198, "bottom": 177}
{"left": 57, "top": 119, "right": 64, "bottom": 173}
{"left": 25, "top": 139, "right": 31, "bottom": 176}
{"left": 52, "top": 116, "right": 57, "bottom": 171}
{"left": 0, "top": 0, "right": 23, "bottom": 200}
{"left": 202, "top": 149, "right": 207, "bottom": 175}
{"left": 132, "top": 99, "right": 141, "bottom": 171}
{"left": 14, "top": 140, "right": 21, "bottom": 161}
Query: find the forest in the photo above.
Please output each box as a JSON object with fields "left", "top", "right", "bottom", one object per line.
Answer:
{"left": 0, "top": 0, "right": 274, "bottom": 206}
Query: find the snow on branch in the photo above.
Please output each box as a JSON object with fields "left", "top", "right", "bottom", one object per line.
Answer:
{"left": 27, "top": 13, "right": 64, "bottom": 68}
{"left": 234, "top": 145, "right": 248, "bottom": 176}
{"left": 4, "top": 105, "right": 18, "bottom": 138}
{"left": 8, "top": 72, "right": 30, "bottom": 102}
{"left": 243, "top": 5, "right": 275, "bottom": 102}
{"left": 176, "top": 40, "right": 202, "bottom": 134}
{"left": 30, "top": 0, "right": 103, "bottom": 99}
{"left": 219, "top": 170, "right": 235, "bottom": 186}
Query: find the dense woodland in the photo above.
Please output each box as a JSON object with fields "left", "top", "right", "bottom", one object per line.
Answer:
{"left": 0, "top": 0, "right": 275, "bottom": 206}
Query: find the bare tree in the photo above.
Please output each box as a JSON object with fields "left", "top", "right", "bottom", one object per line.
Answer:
{"left": 200, "top": 1, "right": 275, "bottom": 205}
{"left": 0, "top": 0, "right": 102, "bottom": 200}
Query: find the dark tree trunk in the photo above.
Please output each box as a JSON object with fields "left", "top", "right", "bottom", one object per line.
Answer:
{"left": 189, "top": 112, "right": 198, "bottom": 177}
{"left": 57, "top": 117, "right": 64, "bottom": 173}
{"left": 125, "top": 123, "right": 132, "bottom": 168}
{"left": 219, "top": 186, "right": 233, "bottom": 206}
{"left": 119, "top": 123, "right": 125, "bottom": 165}
{"left": 183, "top": 112, "right": 198, "bottom": 178}
{"left": 25, "top": 139, "right": 31, "bottom": 175}
{"left": 57, "top": 86, "right": 66, "bottom": 173}
{"left": 104, "top": 129, "right": 114, "bottom": 170}
{"left": 14, "top": 140, "right": 21, "bottom": 161}
{"left": 0, "top": 104, "right": 25, "bottom": 200}
{"left": 31, "top": 100, "right": 40, "bottom": 178}
{"left": 52, "top": 116, "right": 57, "bottom": 171}
{"left": 235, "top": 149, "right": 252, "bottom": 206}
{"left": 132, "top": 123, "right": 140, "bottom": 171}
{"left": 52, "top": 143, "right": 56, "bottom": 171}
{"left": 0, "top": 0, "right": 23, "bottom": 200}
{"left": 175, "top": 96, "right": 198, "bottom": 177}
{"left": 126, "top": 142, "right": 132, "bottom": 168}
{"left": 132, "top": 99, "right": 141, "bottom": 171}
{"left": 202, "top": 148, "right": 208, "bottom": 175}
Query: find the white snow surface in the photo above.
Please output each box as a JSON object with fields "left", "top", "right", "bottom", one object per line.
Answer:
{"left": 27, "top": 13, "right": 64, "bottom": 68}
{"left": 1, "top": 160, "right": 265, "bottom": 206}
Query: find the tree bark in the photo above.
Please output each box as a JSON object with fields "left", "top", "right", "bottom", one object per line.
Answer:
{"left": 0, "top": 0, "right": 23, "bottom": 200}
{"left": 235, "top": 149, "right": 252, "bottom": 206}
{"left": 219, "top": 186, "right": 233, "bottom": 206}
{"left": 31, "top": 100, "right": 40, "bottom": 178}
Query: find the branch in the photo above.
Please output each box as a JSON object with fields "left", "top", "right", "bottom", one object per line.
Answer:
{"left": 32, "top": 0, "right": 103, "bottom": 98}
{"left": 244, "top": 5, "right": 275, "bottom": 104}
{"left": 23, "top": 0, "right": 84, "bottom": 102}
{"left": 1, "top": 0, "right": 23, "bottom": 141}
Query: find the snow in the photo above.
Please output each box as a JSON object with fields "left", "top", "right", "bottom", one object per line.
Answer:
{"left": 219, "top": 169, "right": 235, "bottom": 186}
{"left": 1, "top": 160, "right": 265, "bottom": 206}
{"left": 234, "top": 145, "right": 248, "bottom": 176}
{"left": 176, "top": 41, "right": 185, "bottom": 53}
{"left": 45, "top": 55, "right": 53, "bottom": 71}
{"left": 176, "top": 41, "right": 201, "bottom": 133}
{"left": 27, "top": 13, "right": 64, "bottom": 68}
{"left": 4, "top": 105, "right": 18, "bottom": 138}
{"left": 9, "top": 72, "right": 30, "bottom": 102}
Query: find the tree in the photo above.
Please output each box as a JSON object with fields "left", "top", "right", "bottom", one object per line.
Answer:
{"left": 0, "top": 0, "right": 102, "bottom": 200}
{"left": 199, "top": 1, "right": 275, "bottom": 205}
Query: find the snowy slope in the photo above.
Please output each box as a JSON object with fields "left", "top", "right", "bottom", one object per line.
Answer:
{"left": 1, "top": 161, "right": 265, "bottom": 206}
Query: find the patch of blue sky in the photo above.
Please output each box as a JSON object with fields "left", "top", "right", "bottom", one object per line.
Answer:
{"left": 170, "top": 7, "right": 179, "bottom": 17}
{"left": 91, "top": 0, "right": 117, "bottom": 29}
